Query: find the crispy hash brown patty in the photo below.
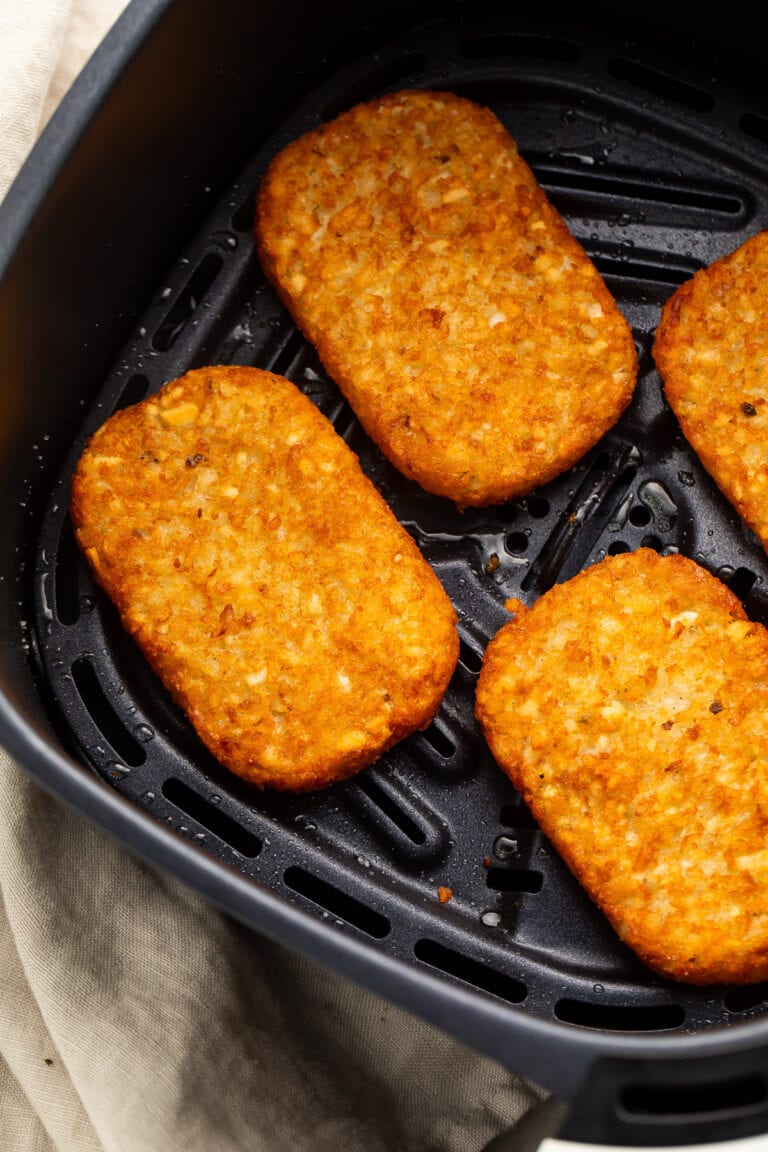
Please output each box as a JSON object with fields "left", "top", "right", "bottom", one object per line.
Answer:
{"left": 476, "top": 548, "right": 768, "bottom": 984}
{"left": 256, "top": 90, "right": 637, "bottom": 507}
{"left": 654, "top": 231, "right": 768, "bottom": 550}
{"left": 70, "top": 366, "right": 459, "bottom": 791}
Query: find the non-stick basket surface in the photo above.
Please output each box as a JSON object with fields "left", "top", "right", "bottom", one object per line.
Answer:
{"left": 17, "top": 9, "right": 768, "bottom": 1120}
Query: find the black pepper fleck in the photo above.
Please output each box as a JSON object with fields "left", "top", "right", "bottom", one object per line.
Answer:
{"left": 709, "top": 701, "right": 724, "bottom": 714}
{"left": 742, "top": 403, "right": 758, "bottom": 417}
{"left": 661, "top": 720, "right": 674, "bottom": 730}
{"left": 186, "top": 453, "right": 206, "bottom": 468}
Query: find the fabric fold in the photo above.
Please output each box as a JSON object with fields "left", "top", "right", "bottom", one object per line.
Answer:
{"left": 0, "top": 750, "right": 541, "bottom": 1151}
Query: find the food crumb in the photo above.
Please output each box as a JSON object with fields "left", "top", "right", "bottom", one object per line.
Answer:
{"left": 485, "top": 553, "right": 500, "bottom": 574}
{"left": 437, "top": 886, "right": 453, "bottom": 904}
{"left": 483, "top": 856, "right": 492, "bottom": 869}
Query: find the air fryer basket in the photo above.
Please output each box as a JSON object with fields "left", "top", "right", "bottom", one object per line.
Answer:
{"left": 7, "top": 0, "right": 768, "bottom": 1145}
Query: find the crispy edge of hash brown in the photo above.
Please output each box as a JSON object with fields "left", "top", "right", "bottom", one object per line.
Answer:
{"left": 255, "top": 89, "right": 637, "bottom": 508}
{"left": 476, "top": 548, "right": 768, "bottom": 984}
{"left": 69, "top": 366, "right": 459, "bottom": 791}
{"left": 653, "top": 230, "right": 768, "bottom": 549}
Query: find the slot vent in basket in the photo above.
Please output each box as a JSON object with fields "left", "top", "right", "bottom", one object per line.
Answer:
{"left": 162, "top": 778, "right": 261, "bottom": 858}
{"left": 284, "top": 867, "right": 390, "bottom": 938}
{"left": 724, "top": 984, "right": 768, "bottom": 1015}
{"left": 461, "top": 34, "right": 580, "bottom": 63}
{"left": 152, "top": 253, "right": 223, "bottom": 352}
{"left": 728, "top": 567, "right": 757, "bottom": 599}
{"left": 486, "top": 867, "right": 543, "bottom": 893}
{"left": 112, "top": 373, "right": 149, "bottom": 414}
{"left": 71, "top": 658, "right": 146, "bottom": 767}
{"left": 356, "top": 775, "right": 427, "bottom": 845}
{"left": 741, "top": 112, "right": 768, "bottom": 146}
{"left": 555, "top": 998, "right": 685, "bottom": 1031}
{"left": 591, "top": 254, "right": 697, "bottom": 286}
{"left": 321, "top": 54, "right": 428, "bottom": 121}
{"left": 231, "top": 193, "right": 257, "bottom": 233}
{"left": 534, "top": 166, "right": 743, "bottom": 216}
{"left": 521, "top": 445, "right": 639, "bottom": 595}
{"left": 499, "top": 801, "right": 538, "bottom": 829}
{"left": 415, "top": 939, "right": 527, "bottom": 1004}
{"left": 420, "top": 721, "right": 456, "bottom": 758}
{"left": 620, "top": 1075, "right": 768, "bottom": 1117}
{"left": 458, "top": 638, "right": 483, "bottom": 675}
{"left": 345, "top": 767, "right": 450, "bottom": 866}
{"left": 606, "top": 57, "right": 714, "bottom": 112}
{"left": 267, "top": 327, "right": 308, "bottom": 378}
{"left": 54, "top": 515, "right": 83, "bottom": 626}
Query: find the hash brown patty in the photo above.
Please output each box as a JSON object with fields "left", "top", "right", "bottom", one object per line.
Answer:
{"left": 256, "top": 90, "right": 637, "bottom": 507}
{"left": 654, "top": 231, "right": 768, "bottom": 550}
{"left": 476, "top": 548, "right": 768, "bottom": 984}
{"left": 70, "top": 366, "right": 459, "bottom": 790}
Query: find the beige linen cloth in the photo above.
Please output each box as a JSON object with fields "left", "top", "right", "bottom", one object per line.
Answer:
{"left": 0, "top": 3, "right": 543, "bottom": 1149}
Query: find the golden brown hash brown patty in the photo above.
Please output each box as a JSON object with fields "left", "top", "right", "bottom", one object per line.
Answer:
{"left": 256, "top": 90, "right": 637, "bottom": 507}
{"left": 70, "top": 366, "right": 459, "bottom": 790}
{"left": 476, "top": 548, "right": 768, "bottom": 985}
{"left": 654, "top": 231, "right": 768, "bottom": 551}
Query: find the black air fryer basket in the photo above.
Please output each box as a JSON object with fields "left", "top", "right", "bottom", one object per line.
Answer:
{"left": 6, "top": 1, "right": 768, "bottom": 1146}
